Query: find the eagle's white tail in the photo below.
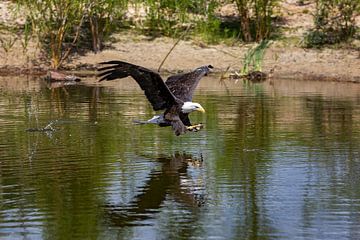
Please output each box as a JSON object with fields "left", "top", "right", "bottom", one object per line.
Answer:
{"left": 133, "top": 115, "right": 164, "bottom": 125}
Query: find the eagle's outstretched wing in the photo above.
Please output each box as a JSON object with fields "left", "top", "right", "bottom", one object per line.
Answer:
{"left": 98, "top": 61, "right": 177, "bottom": 111}
{"left": 165, "top": 65, "right": 213, "bottom": 102}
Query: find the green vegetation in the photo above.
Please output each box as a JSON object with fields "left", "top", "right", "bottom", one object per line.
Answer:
{"left": 234, "top": 0, "right": 279, "bottom": 42}
{"left": 3, "top": 0, "right": 357, "bottom": 68}
{"left": 305, "top": 0, "right": 359, "bottom": 47}
{"left": 135, "top": 0, "right": 280, "bottom": 42}
{"left": 137, "top": 0, "right": 194, "bottom": 36}
{"left": 86, "top": 0, "right": 128, "bottom": 53}
{"left": 17, "top": 0, "right": 86, "bottom": 68}
{"left": 16, "top": 0, "right": 127, "bottom": 69}
{"left": 241, "top": 40, "right": 272, "bottom": 75}
{"left": 0, "top": 29, "right": 17, "bottom": 54}
{"left": 132, "top": 0, "right": 225, "bottom": 43}
{"left": 13, "top": 0, "right": 281, "bottom": 69}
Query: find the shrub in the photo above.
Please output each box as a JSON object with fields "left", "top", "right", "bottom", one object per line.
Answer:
{"left": 17, "top": 0, "right": 87, "bottom": 68}
{"left": 17, "top": 0, "right": 127, "bottom": 69}
{"left": 86, "top": 0, "right": 128, "bottom": 53}
{"left": 233, "top": 0, "right": 279, "bottom": 42}
{"left": 305, "top": 0, "right": 359, "bottom": 47}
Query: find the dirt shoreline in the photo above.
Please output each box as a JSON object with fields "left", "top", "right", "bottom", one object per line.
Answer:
{"left": 1, "top": 34, "right": 359, "bottom": 83}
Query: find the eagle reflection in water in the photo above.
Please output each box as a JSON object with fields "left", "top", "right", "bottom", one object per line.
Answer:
{"left": 103, "top": 152, "right": 206, "bottom": 227}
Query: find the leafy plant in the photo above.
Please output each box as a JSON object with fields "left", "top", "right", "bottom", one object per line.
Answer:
{"left": 241, "top": 40, "right": 271, "bottom": 75}
{"left": 131, "top": 0, "right": 219, "bottom": 38}
{"left": 85, "top": 0, "right": 128, "bottom": 53}
{"left": 20, "top": 21, "right": 32, "bottom": 53}
{"left": 135, "top": 0, "right": 189, "bottom": 36}
{"left": 0, "top": 33, "right": 17, "bottom": 54}
{"left": 305, "top": 0, "right": 359, "bottom": 47}
{"left": 233, "top": 0, "right": 279, "bottom": 42}
{"left": 17, "top": 0, "right": 88, "bottom": 69}
{"left": 16, "top": 0, "right": 128, "bottom": 68}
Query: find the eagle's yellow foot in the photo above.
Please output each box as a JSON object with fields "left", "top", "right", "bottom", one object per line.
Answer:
{"left": 186, "top": 123, "right": 204, "bottom": 132}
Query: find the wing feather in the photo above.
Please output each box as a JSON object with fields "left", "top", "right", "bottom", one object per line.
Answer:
{"left": 165, "top": 65, "right": 212, "bottom": 102}
{"left": 98, "top": 61, "right": 177, "bottom": 111}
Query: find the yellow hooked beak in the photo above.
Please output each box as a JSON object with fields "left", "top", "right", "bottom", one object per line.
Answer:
{"left": 197, "top": 106, "right": 206, "bottom": 113}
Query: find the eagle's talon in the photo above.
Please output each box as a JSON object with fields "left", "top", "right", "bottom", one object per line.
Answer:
{"left": 187, "top": 124, "right": 204, "bottom": 132}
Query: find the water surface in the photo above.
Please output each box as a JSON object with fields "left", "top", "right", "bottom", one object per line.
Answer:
{"left": 0, "top": 76, "right": 360, "bottom": 239}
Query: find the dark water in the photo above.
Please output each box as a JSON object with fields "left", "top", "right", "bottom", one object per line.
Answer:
{"left": 0, "top": 76, "right": 360, "bottom": 240}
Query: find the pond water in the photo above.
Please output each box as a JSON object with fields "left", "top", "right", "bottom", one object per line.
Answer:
{"left": 0, "top": 76, "right": 360, "bottom": 240}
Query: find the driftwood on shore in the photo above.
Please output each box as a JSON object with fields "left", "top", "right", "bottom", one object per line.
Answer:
{"left": 45, "top": 71, "right": 81, "bottom": 82}
{"left": 228, "top": 70, "right": 269, "bottom": 83}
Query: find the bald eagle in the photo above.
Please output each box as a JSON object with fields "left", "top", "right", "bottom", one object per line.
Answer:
{"left": 98, "top": 61, "right": 213, "bottom": 135}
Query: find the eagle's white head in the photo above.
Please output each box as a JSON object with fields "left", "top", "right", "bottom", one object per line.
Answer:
{"left": 181, "top": 102, "right": 205, "bottom": 113}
